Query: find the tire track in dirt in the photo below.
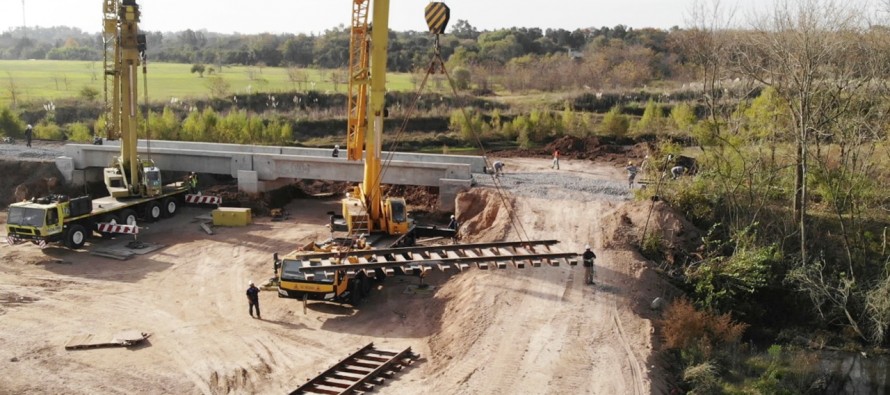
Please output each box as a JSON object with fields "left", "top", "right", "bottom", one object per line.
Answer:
{"left": 613, "top": 304, "right": 646, "bottom": 395}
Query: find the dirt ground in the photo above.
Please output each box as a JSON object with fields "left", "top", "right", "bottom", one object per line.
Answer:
{"left": 0, "top": 156, "right": 680, "bottom": 394}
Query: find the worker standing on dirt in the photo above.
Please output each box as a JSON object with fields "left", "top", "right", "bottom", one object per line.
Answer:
{"left": 582, "top": 245, "right": 597, "bottom": 285}
{"left": 625, "top": 161, "right": 638, "bottom": 188}
{"left": 273, "top": 252, "right": 281, "bottom": 278}
{"left": 246, "top": 281, "right": 261, "bottom": 319}
{"left": 552, "top": 149, "right": 560, "bottom": 170}
{"left": 25, "top": 124, "right": 33, "bottom": 148}
{"left": 332, "top": 144, "right": 340, "bottom": 158}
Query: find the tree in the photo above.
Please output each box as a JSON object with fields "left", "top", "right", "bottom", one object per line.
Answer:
{"left": 205, "top": 75, "right": 231, "bottom": 98}
{"left": 598, "top": 106, "right": 629, "bottom": 136}
{"left": 452, "top": 67, "right": 471, "bottom": 90}
{"left": 79, "top": 86, "right": 99, "bottom": 101}
{"left": 634, "top": 99, "right": 665, "bottom": 135}
{"left": 190, "top": 64, "right": 206, "bottom": 78}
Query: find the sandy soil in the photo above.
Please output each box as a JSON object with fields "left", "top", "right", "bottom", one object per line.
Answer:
{"left": 0, "top": 157, "right": 673, "bottom": 394}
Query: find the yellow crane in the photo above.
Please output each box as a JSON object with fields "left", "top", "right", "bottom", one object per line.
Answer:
{"left": 101, "top": 0, "right": 162, "bottom": 199}
{"left": 339, "top": 0, "right": 407, "bottom": 237}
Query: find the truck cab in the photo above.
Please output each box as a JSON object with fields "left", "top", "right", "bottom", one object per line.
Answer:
{"left": 6, "top": 196, "right": 72, "bottom": 245}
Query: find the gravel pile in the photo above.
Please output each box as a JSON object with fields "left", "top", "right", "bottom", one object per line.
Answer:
{"left": 0, "top": 141, "right": 66, "bottom": 162}
{"left": 472, "top": 171, "right": 632, "bottom": 201}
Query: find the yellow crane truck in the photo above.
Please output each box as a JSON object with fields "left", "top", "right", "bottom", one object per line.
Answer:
{"left": 5, "top": 190, "right": 184, "bottom": 249}
{"left": 6, "top": 0, "right": 190, "bottom": 249}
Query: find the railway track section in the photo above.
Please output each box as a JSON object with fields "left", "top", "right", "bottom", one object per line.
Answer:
{"left": 290, "top": 343, "right": 419, "bottom": 395}
{"left": 294, "top": 240, "right": 579, "bottom": 280}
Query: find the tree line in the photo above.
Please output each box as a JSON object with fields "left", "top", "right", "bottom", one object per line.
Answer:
{"left": 0, "top": 22, "right": 679, "bottom": 85}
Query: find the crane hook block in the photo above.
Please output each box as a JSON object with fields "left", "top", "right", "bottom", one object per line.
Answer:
{"left": 425, "top": 2, "right": 450, "bottom": 35}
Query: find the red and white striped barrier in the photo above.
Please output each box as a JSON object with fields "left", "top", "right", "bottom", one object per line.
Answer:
{"left": 186, "top": 194, "right": 222, "bottom": 205}
{"left": 97, "top": 223, "right": 140, "bottom": 235}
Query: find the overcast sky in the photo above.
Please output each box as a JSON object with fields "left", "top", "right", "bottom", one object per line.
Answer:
{"left": 0, "top": 0, "right": 792, "bottom": 35}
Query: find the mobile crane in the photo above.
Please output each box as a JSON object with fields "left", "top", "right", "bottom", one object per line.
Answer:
{"left": 5, "top": 0, "right": 189, "bottom": 249}
{"left": 277, "top": 1, "right": 577, "bottom": 306}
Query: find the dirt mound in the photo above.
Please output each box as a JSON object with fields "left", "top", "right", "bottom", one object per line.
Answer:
{"left": 601, "top": 199, "right": 701, "bottom": 252}
{"left": 0, "top": 160, "right": 69, "bottom": 209}
{"left": 382, "top": 185, "right": 439, "bottom": 211}
{"left": 454, "top": 188, "right": 512, "bottom": 242}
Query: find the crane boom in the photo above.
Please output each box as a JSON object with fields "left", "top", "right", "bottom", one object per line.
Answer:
{"left": 102, "top": 0, "right": 162, "bottom": 199}
{"left": 341, "top": 0, "right": 408, "bottom": 237}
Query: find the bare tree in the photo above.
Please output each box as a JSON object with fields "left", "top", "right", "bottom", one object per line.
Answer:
{"left": 6, "top": 72, "right": 21, "bottom": 108}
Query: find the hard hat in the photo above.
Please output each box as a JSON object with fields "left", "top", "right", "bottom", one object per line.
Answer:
{"left": 628, "top": 161, "right": 633, "bottom": 165}
{"left": 248, "top": 280, "right": 254, "bottom": 286}
{"left": 450, "top": 214, "right": 455, "bottom": 219}
{"left": 335, "top": 144, "right": 339, "bottom": 149}
{"left": 27, "top": 124, "right": 32, "bottom": 128}
{"left": 585, "top": 244, "right": 591, "bottom": 250}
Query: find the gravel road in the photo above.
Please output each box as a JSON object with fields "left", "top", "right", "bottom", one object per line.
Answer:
{"left": 473, "top": 157, "right": 633, "bottom": 201}
{"left": 0, "top": 140, "right": 66, "bottom": 162}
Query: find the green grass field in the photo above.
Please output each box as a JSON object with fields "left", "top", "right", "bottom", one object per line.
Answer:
{"left": 0, "top": 60, "right": 418, "bottom": 106}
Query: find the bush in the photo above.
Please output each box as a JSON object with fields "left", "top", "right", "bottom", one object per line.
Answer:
{"left": 66, "top": 122, "right": 92, "bottom": 142}
{"left": 598, "top": 105, "right": 629, "bottom": 136}
{"left": 0, "top": 106, "right": 25, "bottom": 138}
{"left": 640, "top": 232, "right": 664, "bottom": 261}
{"left": 79, "top": 86, "right": 100, "bottom": 101}
{"left": 660, "top": 297, "right": 748, "bottom": 365}
{"left": 34, "top": 122, "right": 64, "bottom": 140}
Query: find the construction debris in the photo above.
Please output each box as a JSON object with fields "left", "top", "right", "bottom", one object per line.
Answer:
{"left": 65, "top": 330, "right": 150, "bottom": 350}
{"left": 90, "top": 240, "right": 165, "bottom": 260}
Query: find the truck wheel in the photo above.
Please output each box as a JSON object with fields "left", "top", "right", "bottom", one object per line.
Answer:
{"left": 359, "top": 274, "right": 372, "bottom": 296}
{"left": 65, "top": 224, "right": 87, "bottom": 249}
{"left": 349, "top": 280, "right": 363, "bottom": 306}
{"left": 162, "top": 197, "right": 178, "bottom": 218}
{"left": 374, "top": 268, "right": 386, "bottom": 283}
{"left": 144, "top": 201, "right": 162, "bottom": 222}
{"left": 119, "top": 209, "right": 137, "bottom": 226}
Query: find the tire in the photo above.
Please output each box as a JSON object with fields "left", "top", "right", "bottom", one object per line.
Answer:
{"left": 349, "top": 280, "right": 363, "bottom": 306}
{"left": 119, "top": 209, "right": 137, "bottom": 226}
{"left": 144, "top": 201, "right": 162, "bottom": 222}
{"left": 360, "top": 275, "right": 372, "bottom": 297}
{"left": 65, "top": 224, "right": 87, "bottom": 249}
{"left": 162, "top": 197, "right": 178, "bottom": 218}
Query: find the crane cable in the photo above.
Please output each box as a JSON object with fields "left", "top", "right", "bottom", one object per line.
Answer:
{"left": 374, "top": 35, "right": 533, "bottom": 243}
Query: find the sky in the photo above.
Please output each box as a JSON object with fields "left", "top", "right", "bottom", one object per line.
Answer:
{"left": 0, "top": 0, "right": 787, "bottom": 35}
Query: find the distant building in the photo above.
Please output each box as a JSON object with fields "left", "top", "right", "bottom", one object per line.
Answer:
{"left": 568, "top": 49, "right": 583, "bottom": 60}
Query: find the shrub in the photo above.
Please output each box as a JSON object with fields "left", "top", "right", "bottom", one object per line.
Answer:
{"left": 660, "top": 297, "right": 748, "bottom": 365}
{"left": 0, "top": 106, "right": 25, "bottom": 138}
{"left": 66, "top": 122, "right": 92, "bottom": 142}
{"left": 598, "top": 105, "right": 629, "bottom": 136}
{"left": 640, "top": 232, "right": 664, "bottom": 261}
{"left": 34, "top": 122, "right": 64, "bottom": 140}
{"left": 79, "top": 86, "right": 100, "bottom": 101}
{"left": 683, "top": 362, "right": 720, "bottom": 395}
